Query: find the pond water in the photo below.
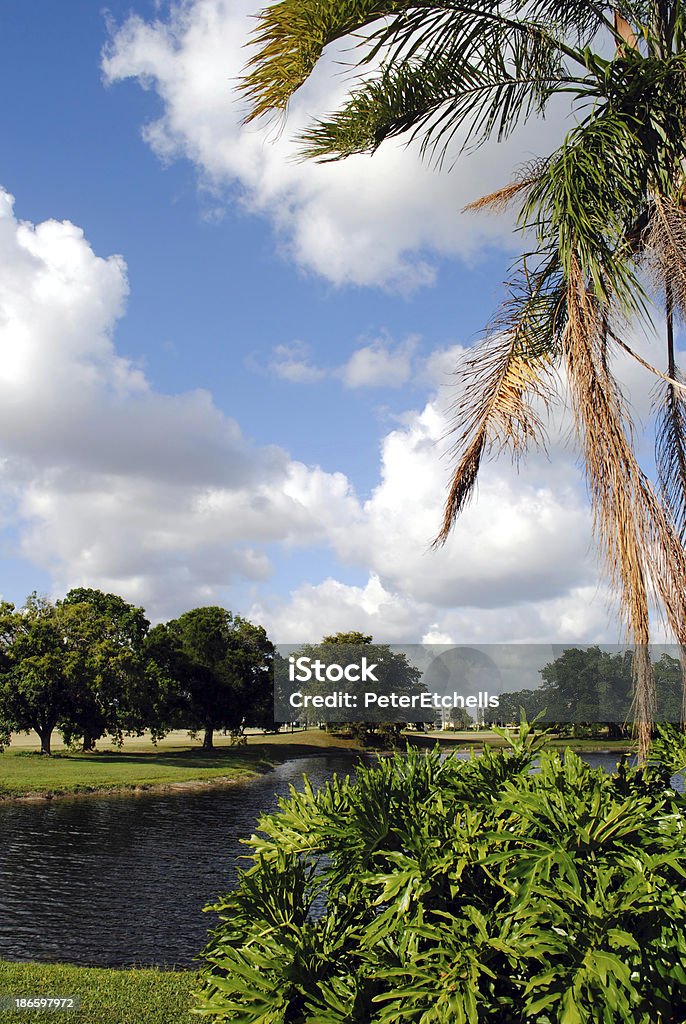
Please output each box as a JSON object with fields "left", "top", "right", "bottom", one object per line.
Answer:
{"left": 0, "top": 751, "right": 676, "bottom": 968}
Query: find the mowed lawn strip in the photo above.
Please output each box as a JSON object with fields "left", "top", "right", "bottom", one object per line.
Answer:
{"left": 0, "top": 730, "right": 361, "bottom": 799}
{"left": 0, "top": 961, "right": 196, "bottom": 1024}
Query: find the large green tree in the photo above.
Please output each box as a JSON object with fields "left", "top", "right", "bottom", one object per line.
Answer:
{"left": 0, "top": 595, "right": 82, "bottom": 755}
{"left": 59, "top": 588, "right": 157, "bottom": 751}
{"left": 0, "top": 590, "right": 160, "bottom": 754}
{"left": 147, "top": 606, "right": 274, "bottom": 750}
{"left": 241, "top": 0, "right": 686, "bottom": 754}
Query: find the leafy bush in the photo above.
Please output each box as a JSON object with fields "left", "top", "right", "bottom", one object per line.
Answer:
{"left": 195, "top": 723, "right": 686, "bottom": 1023}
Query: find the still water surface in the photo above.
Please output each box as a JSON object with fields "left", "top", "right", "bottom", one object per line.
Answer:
{"left": 0, "top": 752, "right": 665, "bottom": 967}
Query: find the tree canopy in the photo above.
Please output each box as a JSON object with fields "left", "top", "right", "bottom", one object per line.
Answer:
{"left": 0, "top": 592, "right": 276, "bottom": 754}
{"left": 485, "top": 645, "right": 685, "bottom": 734}
{"left": 59, "top": 588, "right": 154, "bottom": 750}
{"left": 0, "top": 590, "right": 156, "bottom": 754}
{"left": 0, "top": 595, "right": 77, "bottom": 755}
{"left": 280, "top": 631, "right": 425, "bottom": 745}
{"left": 147, "top": 606, "right": 274, "bottom": 749}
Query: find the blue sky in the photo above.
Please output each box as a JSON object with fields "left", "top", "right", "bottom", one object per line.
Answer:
{"left": 0, "top": 0, "right": 671, "bottom": 642}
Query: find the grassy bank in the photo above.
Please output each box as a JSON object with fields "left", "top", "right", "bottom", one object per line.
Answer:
{"left": 408, "top": 731, "right": 635, "bottom": 754}
{"left": 0, "top": 961, "right": 195, "bottom": 1024}
{"left": 0, "top": 728, "right": 633, "bottom": 801}
{"left": 0, "top": 729, "right": 361, "bottom": 801}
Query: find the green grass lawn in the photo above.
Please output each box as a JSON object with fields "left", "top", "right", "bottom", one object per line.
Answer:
{"left": 405, "top": 730, "right": 635, "bottom": 754}
{"left": 0, "top": 962, "right": 196, "bottom": 1024}
{"left": 0, "top": 729, "right": 361, "bottom": 800}
{"left": 0, "top": 727, "right": 632, "bottom": 801}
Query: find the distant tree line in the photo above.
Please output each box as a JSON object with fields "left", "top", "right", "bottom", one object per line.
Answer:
{"left": 0, "top": 589, "right": 274, "bottom": 755}
{"left": 485, "top": 646, "right": 686, "bottom": 737}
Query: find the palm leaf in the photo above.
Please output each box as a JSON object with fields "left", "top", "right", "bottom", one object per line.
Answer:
{"left": 645, "top": 193, "right": 686, "bottom": 319}
{"left": 463, "top": 161, "right": 547, "bottom": 212}
{"left": 562, "top": 259, "right": 686, "bottom": 752}
{"left": 521, "top": 112, "right": 650, "bottom": 315}
{"left": 436, "top": 266, "right": 561, "bottom": 543}
{"left": 241, "top": 0, "right": 411, "bottom": 121}
{"left": 655, "top": 373, "right": 686, "bottom": 540}
{"left": 562, "top": 261, "right": 655, "bottom": 749}
{"left": 298, "top": 28, "right": 567, "bottom": 165}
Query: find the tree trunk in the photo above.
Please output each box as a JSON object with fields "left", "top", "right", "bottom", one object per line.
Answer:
{"left": 82, "top": 731, "right": 96, "bottom": 752}
{"left": 202, "top": 726, "right": 214, "bottom": 750}
{"left": 36, "top": 726, "right": 53, "bottom": 756}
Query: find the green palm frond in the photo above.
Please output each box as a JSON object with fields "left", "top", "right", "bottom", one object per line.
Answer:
{"left": 299, "top": 27, "right": 569, "bottom": 164}
{"left": 241, "top": 0, "right": 412, "bottom": 120}
{"left": 520, "top": 112, "right": 650, "bottom": 312}
{"left": 242, "top": 0, "right": 606, "bottom": 129}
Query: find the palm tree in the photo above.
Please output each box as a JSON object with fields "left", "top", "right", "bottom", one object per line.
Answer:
{"left": 240, "top": 0, "right": 686, "bottom": 754}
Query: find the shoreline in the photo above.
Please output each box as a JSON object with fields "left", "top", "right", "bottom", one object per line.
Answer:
{"left": 0, "top": 733, "right": 634, "bottom": 805}
{"left": 0, "top": 734, "right": 363, "bottom": 804}
{"left": 0, "top": 768, "right": 268, "bottom": 804}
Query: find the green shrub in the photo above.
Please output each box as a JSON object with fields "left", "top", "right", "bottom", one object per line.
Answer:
{"left": 194, "top": 723, "right": 686, "bottom": 1023}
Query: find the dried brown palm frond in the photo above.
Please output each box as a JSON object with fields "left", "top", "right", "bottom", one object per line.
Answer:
{"left": 463, "top": 180, "right": 537, "bottom": 213}
{"left": 436, "top": 260, "right": 563, "bottom": 545}
{"left": 655, "top": 278, "right": 686, "bottom": 546}
{"left": 608, "top": 328, "right": 686, "bottom": 394}
{"left": 644, "top": 194, "right": 686, "bottom": 319}
{"left": 613, "top": 10, "right": 638, "bottom": 51}
{"left": 564, "top": 259, "right": 654, "bottom": 752}
{"left": 463, "top": 161, "right": 547, "bottom": 214}
{"left": 435, "top": 334, "right": 556, "bottom": 545}
{"left": 564, "top": 260, "right": 686, "bottom": 751}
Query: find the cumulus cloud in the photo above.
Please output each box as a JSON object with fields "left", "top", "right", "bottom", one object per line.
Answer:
{"left": 249, "top": 574, "right": 616, "bottom": 645}
{"left": 2, "top": 186, "right": 660, "bottom": 639}
{"left": 0, "top": 189, "right": 357, "bottom": 617}
{"left": 250, "top": 328, "right": 683, "bottom": 641}
{"left": 340, "top": 335, "right": 417, "bottom": 389}
{"left": 102, "top": 0, "right": 568, "bottom": 289}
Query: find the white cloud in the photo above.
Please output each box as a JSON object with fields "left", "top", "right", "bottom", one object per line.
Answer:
{"left": 326, "top": 393, "right": 597, "bottom": 610}
{"left": 0, "top": 188, "right": 356, "bottom": 617}
{"left": 250, "top": 574, "right": 616, "bottom": 645}
{"left": 267, "top": 342, "right": 327, "bottom": 384}
{"left": 265, "top": 334, "right": 419, "bottom": 389}
{"left": 2, "top": 186, "right": 663, "bottom": 641}
{"left": 102, "top": 0, "right": 569, "bottom": 289}
{"left": 340, "top": 335, "right": 417, "bottom": 389}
